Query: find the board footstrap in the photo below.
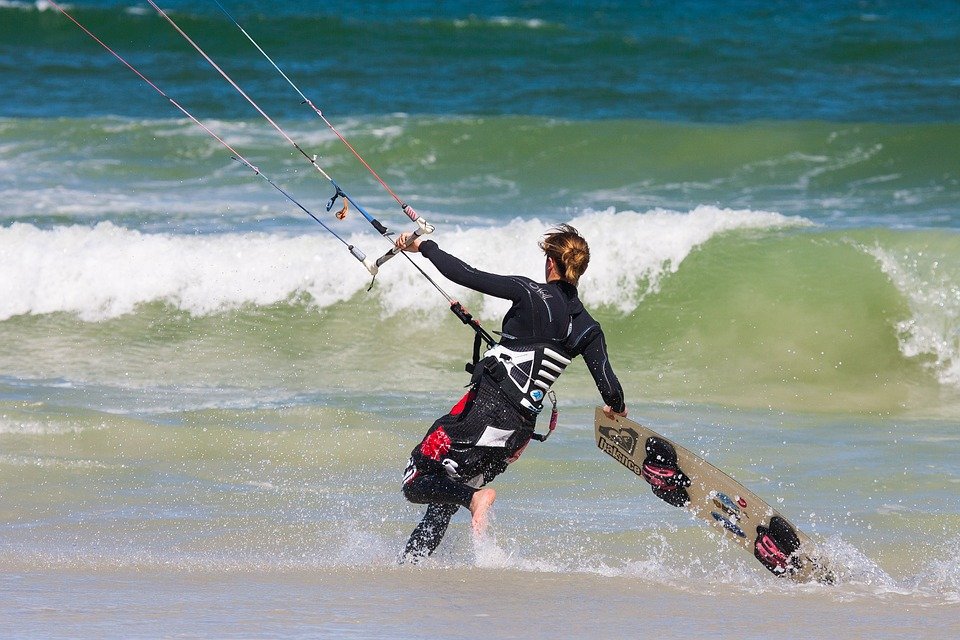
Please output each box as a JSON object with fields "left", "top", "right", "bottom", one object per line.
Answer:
{"left": 641, "top": 437, "right": 692, "bottom": 508}
{"left": 754, "top": 515, "right": 802, "bottom": 576}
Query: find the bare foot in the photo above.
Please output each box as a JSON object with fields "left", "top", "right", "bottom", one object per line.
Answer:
{"left": 469, "top": 488, "right": 496, "bottom": 535}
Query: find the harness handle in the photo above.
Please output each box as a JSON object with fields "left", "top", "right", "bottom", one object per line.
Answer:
{"left": 449, "top": 301, "right": 496, "bottom": 374}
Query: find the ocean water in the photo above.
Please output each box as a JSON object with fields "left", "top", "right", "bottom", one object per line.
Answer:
{"left": 2, "top": 1, "right": 960, "bottom": 638}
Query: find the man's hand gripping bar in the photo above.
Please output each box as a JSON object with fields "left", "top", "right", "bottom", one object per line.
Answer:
{"left": 374, "top": 205, "right": 435, "bottom": 268}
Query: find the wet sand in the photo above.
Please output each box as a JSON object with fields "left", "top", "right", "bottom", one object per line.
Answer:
{"left": 2, "top": 566, "right": 957, "bottom": 639}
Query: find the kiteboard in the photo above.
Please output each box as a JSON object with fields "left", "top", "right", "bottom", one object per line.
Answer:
{"left": 595, "top": 407, "right": 834, "bottom": 583}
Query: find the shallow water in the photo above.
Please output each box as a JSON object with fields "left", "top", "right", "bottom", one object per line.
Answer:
{"left": 2, "top": 1, "right": 960, "bottom": 636}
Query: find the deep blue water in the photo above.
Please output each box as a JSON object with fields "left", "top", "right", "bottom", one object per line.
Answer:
{"left": 2, "top": 0, "right": 958, "bottom": 121}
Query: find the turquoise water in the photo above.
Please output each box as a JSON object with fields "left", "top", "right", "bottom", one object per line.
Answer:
{"left": 1, "top": 1, "right": 959, "bottom": 636}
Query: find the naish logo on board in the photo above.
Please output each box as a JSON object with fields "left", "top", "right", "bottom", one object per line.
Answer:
{"left": 598, "top": 425, "right": 639, "bottom": 456}
{"left": 598, "top": 434, "right": 644, "bottom": 479}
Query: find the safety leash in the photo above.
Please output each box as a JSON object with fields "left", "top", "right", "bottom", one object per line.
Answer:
{"left": 146, "top": 0, "right": 423, "bottom": 284}
{"left": 204, "top": 1, "right": 563, "bottom": 444}
{"left": 530, "top": 391, "right": 559, "bottom": 442}
{"left": 209, "top": 0, "right": 435, "bottom": 267}
{"left": 51, "top": 1, "right": 503, "bottom": 376}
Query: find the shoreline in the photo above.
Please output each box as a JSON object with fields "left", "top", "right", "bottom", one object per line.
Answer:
{"left": 2, "top": 565, "right": 957, "bottom": 639}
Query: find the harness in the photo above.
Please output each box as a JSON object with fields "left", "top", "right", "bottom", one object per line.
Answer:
{"left": 474, "top": 339, "right": 571, "bottom": 415}
{"left": 452, "top": 296, "right": 575, "bottom": 443}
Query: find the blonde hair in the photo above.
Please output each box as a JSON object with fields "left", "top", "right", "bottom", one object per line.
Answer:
{"left": 539, "top": 224, "right": 590, "bottom": 286}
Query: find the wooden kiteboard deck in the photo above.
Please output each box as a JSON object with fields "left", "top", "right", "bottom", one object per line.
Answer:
{"left": 595, "top": 408, "right": 833, "bottom": 583}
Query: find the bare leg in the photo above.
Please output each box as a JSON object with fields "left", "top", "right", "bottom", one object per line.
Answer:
{"left": 469, "top": 487, "right": 496, "bottom": 535}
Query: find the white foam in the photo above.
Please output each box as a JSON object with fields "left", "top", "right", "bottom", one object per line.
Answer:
{"left": 446, "top": 16, "right": 551, "bottom": 30}
{"left": 0, "top": 419, "right": 83, "bottom": 435}
{"left": 377, "top": 205, "right": 807, "bottom": 319}
{"left": 0, "top": 207, "right": 804, "bottom": 322}
{"left": 817, "top": 535, "right": 898, "bottom": 589}
{"left": 0, "top": 409, "right": 117, "bottom": 436}
{"left": 0, "top": 454, "right": 119, "bottom": 469}
{"left": 0, "top": 222, "right": 373, "bottom": 321}
{"left": 916, "top": 539, "right": 960, "bottom": 602}
{"left": 0, "top": 0, "right": 53, "bottom": 11}
{"left": 575, "top": 206, "right": 808, "bottom": 312}
{"left": 866, "top": 244, "right": 960, "bottom": 388}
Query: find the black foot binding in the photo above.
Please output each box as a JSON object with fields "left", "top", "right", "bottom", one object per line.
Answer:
{"left": 754, "top": 515, "right": 802, "bottom": 576}
{"left": 641, "top": 437, "right": 691, "bottom": 508}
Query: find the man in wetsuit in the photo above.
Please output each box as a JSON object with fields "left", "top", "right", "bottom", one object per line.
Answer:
{"left": 394, "top": 224, "right": 627, "bottom": 561}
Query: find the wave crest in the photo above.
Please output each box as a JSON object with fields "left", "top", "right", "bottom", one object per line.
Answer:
{"left": 0, "top": 207, "right": 804, "bottom": 322}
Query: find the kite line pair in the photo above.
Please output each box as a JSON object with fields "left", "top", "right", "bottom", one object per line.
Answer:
{"left": 48, "top": 0, "right": 495, "bottom": 347}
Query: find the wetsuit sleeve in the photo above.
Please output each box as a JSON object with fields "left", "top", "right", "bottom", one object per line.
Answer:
{"left": 579, "top": 325, "right": 626, "bottom": 413}
{"left": 419, "top": 240, "right": 526, "bottom": 300}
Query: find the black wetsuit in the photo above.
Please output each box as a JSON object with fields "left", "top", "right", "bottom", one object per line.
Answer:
{"left": 401, "top": 240, "right": 625, "bottom": 560}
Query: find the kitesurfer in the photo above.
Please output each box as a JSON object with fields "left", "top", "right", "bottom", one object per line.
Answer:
{"left": 395, "top": 224, "right": 627, "bottom": 561}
